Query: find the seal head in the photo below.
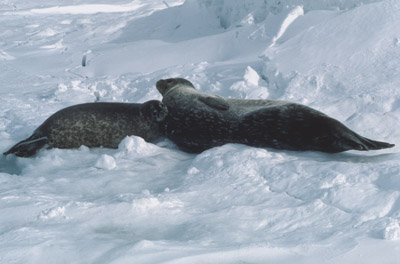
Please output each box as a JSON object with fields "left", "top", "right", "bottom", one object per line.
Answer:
{"left": 156, "top": 78, "right": 195, "bottom": 96}
{"left": 142, "top": 100, "right": 168, "bottom": 122}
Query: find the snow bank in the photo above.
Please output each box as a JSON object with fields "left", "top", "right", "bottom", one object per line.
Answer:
{"left": 194, "top": 0, "right": 383, "bottom": 29}
{"left": 0, "top": 0, "right": 399, "bottom": 263}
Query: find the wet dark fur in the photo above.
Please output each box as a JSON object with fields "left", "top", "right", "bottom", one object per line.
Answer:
{"left": 156, "top": 78, "right": 394, "bottom": 153}
{"left": 4, "top": 100, "right": 168, "bottom": 157}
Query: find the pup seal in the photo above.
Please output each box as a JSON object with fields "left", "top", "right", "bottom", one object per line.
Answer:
{"left": 156, "top": 78, "right": 394, "bottom": 153}
{"left": 4, "top": 100, "right": 168, "bottom": 157}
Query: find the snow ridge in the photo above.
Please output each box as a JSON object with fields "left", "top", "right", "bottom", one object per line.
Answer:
{"left": 0, "top": 0, "right": 399, "bottom": 263}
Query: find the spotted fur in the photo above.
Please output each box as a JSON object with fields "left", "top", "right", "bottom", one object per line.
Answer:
{"left": 4, "top": 100, "right": 168, "bottom": 157}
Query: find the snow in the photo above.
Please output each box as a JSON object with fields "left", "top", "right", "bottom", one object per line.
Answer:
{"left": 95, "top": 154, "right": 117, "bottom": 170}
{"left": 269, "top": 6, "right": 304, "bottom": 47}
{"left": 9, "top": 3, "right": 145, "bottom": 15}
{"left": 1, "top": 0, "right": 400, "bottom": 263}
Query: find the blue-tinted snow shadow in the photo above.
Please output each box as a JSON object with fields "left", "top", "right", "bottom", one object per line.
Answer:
{"left": 262, "top": 146, "right": 399, "bottom": 164}
{"left": 0, "top": 155, "right": 22, "bottom": 175}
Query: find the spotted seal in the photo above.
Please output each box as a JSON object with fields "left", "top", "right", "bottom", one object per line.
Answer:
{"left": 4, "top": 100, "right": 168, "bottom": 157}
{"left": 156, "top": 78, "right": 394, "bottom": 153}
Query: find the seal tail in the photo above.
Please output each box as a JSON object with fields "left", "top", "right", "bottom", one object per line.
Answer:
{"left": 3, "top": 133, "right": 48, "bottom": 157}
{"left": 339, "top": 131, "right": 394, "bottom": 152}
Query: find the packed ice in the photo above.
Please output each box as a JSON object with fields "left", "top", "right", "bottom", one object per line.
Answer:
{"left": 0, "top": 0, "right": 399, "bottom": 263}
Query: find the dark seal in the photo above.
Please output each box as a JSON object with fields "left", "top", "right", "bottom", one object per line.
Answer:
{"left": 4, "top": 100, "right": 168, "bottom": 157}
{"left": 156, "top": 78, "right": 394, "bottom": 153}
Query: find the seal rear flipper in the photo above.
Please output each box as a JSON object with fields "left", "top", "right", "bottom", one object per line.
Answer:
{"left": 198, "top": 96, "right": 230, "bottom": 111}
{"left": 357, "top": 135, "right": 395, "bottom": 151}
{"left": 332, "top": 132, "right": 395, "bottom": 152}
{"left": 3, "top": 135, "right": 48, "bottom": 157}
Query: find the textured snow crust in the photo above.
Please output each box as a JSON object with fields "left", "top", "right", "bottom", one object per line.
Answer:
{"left": 1, "top": 0, "right": 399, "bottom": 263}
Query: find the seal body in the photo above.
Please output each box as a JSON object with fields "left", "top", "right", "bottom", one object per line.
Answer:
{"left": 156, "top": 78, "right": 394, "bottom": 153}
{"left": 156, "top": 78, "right": 239, "bottom": 153}
{"left": 4, "top": 100, "right": 168, "bottom": 157}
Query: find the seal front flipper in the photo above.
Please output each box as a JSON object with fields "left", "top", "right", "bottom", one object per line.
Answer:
{"left": 198, "top": 96, "right": 230, "bottom": 111}
{"left": 3, "top": 132, "right": 48, "bottom": 157}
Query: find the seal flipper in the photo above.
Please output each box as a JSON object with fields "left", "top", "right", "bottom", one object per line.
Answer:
{"left": 3, "top": 132, "right": 48, "bottom": 157}
{"left": 332, "top": 131, "right": 395, "bottom": 152}
{"left": 198, "top": 96, "right": 230, "bottom": 111}
{"left": 356, "top": 135, "right": 395, "bottom": 151}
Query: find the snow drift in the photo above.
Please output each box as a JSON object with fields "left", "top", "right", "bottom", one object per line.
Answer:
{"left": 0, "top": 0, "right": 399, "bottom": 263}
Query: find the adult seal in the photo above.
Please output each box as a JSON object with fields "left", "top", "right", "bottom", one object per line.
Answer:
{"left": 4, "top": 100, "right": 168, "bottom": 157}
{"left": 156, "top": 78, "right": 394, "bottom": 153}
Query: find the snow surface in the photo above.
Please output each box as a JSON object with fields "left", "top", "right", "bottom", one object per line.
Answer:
{"left": 1, "top": 0, "right": 400, "bottom": 263}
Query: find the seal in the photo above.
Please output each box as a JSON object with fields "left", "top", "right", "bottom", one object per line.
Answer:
{"left": 156, "top": 78, "right": 238, "bottom": 153}
{"left": 156, "top": 78, "right": 394, "bottom": 153}
{"left": 3, "top": 100, "right": 168, "bottom": 157}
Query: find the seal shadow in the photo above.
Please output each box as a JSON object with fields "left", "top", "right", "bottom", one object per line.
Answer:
{"left": 0, "top": 155, "right": 22, "bottom": 175}
{"left": 284, "top": 149, "right": 399, "bottom": 164}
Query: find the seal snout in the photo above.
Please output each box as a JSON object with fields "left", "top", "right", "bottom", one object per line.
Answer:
{"left": 156, "top": 79, "right": 168, "bottom": 95}
{"left": 157, "top": 102, "right": 169, "bottom": 122}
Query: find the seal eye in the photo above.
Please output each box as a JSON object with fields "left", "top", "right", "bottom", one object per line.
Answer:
{"left": 154, "top": 110, "right": 162, "bottom": 122}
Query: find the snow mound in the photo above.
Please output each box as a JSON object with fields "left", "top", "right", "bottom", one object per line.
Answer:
{"left": 384, "top": 219, "right": 400, "bottom": 240}
{"left": 95, "top": 154, "right": 116, "bottom": 170}
{"left": 116, "top": 136, "right": 162, "bottom": 158}
{"left": 0, "top": 0, "right": 399, "bottom": 263}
